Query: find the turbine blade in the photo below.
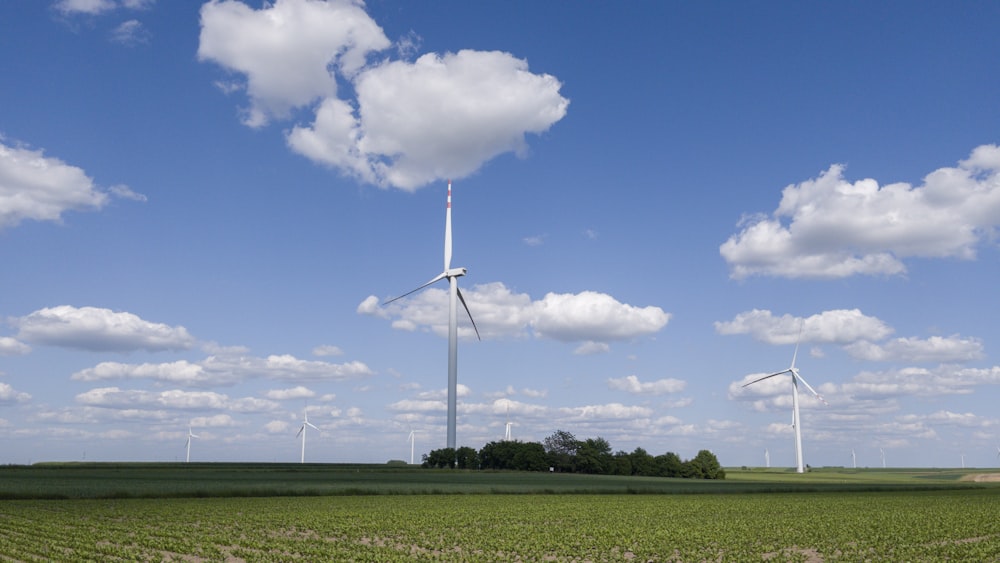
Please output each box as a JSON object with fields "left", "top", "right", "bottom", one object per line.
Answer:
{"left": 296, "top": 426, "right": 304, "bottom": 438}
{"left": 742, "top": 369, "right": 792, "bottom": 387}
{"left": 444, "top": 180, "right": 453, "bottom": 271}
{"left": 306, "top": 422, "right": 319, "bottom": 430}
{"left": 383, "top": 272, "right": 448, "bottom": 305}
{"left": 790, "top": 320, "right": 804, "bottom": 369}
{"left": 792, "top": 369, "right": 828, "bottom": 404}
{"left": 455, "top": 286, "right": 481, "bottom": 341}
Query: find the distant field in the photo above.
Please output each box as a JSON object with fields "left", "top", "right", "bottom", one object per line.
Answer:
{"left": 1, "top": 462, "right": 996, "bottom": 499}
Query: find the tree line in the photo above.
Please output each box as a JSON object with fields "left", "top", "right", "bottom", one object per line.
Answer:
{"left": 421, "top": 429, "right": 725, "bottom": 479}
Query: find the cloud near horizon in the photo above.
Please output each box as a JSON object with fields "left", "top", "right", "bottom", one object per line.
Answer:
{"left": 358, "top": 282, "right": 669, "bottom": 348}
{"left": 721, "top": 144, "right": 1000, "bottom": 279}
{"left": 198, "top": 0, "right": 568, "bottom": 190}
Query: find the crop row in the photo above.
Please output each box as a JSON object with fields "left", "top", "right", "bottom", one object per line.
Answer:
{"left": 1, "top": 490, "right": 999, "bottom": 561}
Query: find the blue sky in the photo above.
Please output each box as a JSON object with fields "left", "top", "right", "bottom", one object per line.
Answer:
{"left": 1, "top": 0, "right": 999, "bottom": 468}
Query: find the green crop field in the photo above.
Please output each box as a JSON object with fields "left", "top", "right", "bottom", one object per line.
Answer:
{"left": 1, "top": 464, "right": 999, "bottom": 561}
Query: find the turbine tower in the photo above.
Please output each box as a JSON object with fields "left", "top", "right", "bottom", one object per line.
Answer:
{"left": 504, "top": 401, "right": 513, "bottom": 441}
{"left": 851, "top": 449, "right": 857, "bottom": 469}
{"left": 743, "top": 332, "right": 826, "bottom": 474}
{"left": 296, "top": 410, "right": 318, "bottom": 464}
{"left": 408, "top": 428, "right": 417, "bottom": 465}
{"left": 764, "top": 448, "right": 770, "bottom": 468}
{"left": 185, "top": 426, "right": 198, "bottom": 463}
{"left": 880, "top": 447, "right": 886, "bottom": 468}
{"left": 385, "top": 181, "right": 480, "bottom": 449}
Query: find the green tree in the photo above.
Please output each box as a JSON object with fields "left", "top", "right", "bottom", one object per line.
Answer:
{"left": 455, "top": 446, "right": 479, "bottom": 469}
{"left": 628, "top": 447, "right": 656, "bottom": 476}
{"left": 421, "top": 447, "right": 456, "bottom": 469}
{"left": 654, "top": 451, "right": 683, "bottom": 477}
{"left": 575, "top": 437, "right": 613, "bottom": 474}
{"left": 689, "top": 449, "right": 725, "bottom": 479}
{"left": 543, "top": 430, "right": 578, "bottom": 472}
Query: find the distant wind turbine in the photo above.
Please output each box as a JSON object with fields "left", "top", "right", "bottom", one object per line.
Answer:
{"left": 851, "top": 449, "right": 857, "bottom": 469}
{"left": 504, "top": 401, "right": 513, "bottom": 441}
{"left": 407, "top": 428, "right": 417, "bottom": 465}
{"left": 296, "top": 410, "right": 318, "bottom": 464}
{"left": 185, "top": 426, "right": 198, "bottom": 463}
{"left": 743, "top": 329, "right": 826, "bottom": 473}
{"left": 880, "top": 447, "right": 886, "bottom": 468}
{"left": 764, "top": 448, "right": 770, "bottom": 468}
{"left": 384, "top": 181, "right": 480, "bottom": 449}
{"left": 961, "top": 453, "right": 966, "bottom": 469}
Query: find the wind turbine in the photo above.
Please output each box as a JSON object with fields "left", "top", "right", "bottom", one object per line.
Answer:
{"left": 851, "top": 449, "right": 857, "bottom": 469}
{"left": 961, "top": 453, "right": 966, "bottom": 469}
{"left": 185, "top": 426, "right": 198, "bottom": 463}
{"left": 407, "top": 428, "right": 417, "bottom": 465}
{"left": 764, "top": 448, "right": 770, "bottom": 468}
{"left": 503, "top": 401, "right": 513, "bottom": 441}
{"left": 742, "top": 331, "right": 826, "bottom": 474}
{"left": 296, "top": 410, "right": 318, "bottom": 464}
{"left": 880, "top": 447, "right": 886, "bottom": 468}
{"left": 384, "top": 181, "right": 480, "bottom": 449}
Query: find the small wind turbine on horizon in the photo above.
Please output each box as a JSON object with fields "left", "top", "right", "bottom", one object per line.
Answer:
{"left": 296, "top": 410, "right": 319, "bottom": 464}
{"left": 880, "top": 447, "right": 886, "bottom": 468}
{"left": 407, "top": 428, "right": 417, "bottom": 465}
{"left": 185, "top": 426, "right": 198, "bottom": 463}
{"left": 742, "top": 328, "right": 826, "bottom": 473}
{"left": 384, "top": 180, "right": 480, "bottom": 450}
{"left": 851, "top": 449, "right": 857, "bottom": 469}
{"left": 961, "top": 453, "right": 966, "bottom": 469}
{"left": 764, "top": 448, "right": 770, "bottom": 468}
{"left": 504, "top": 401, "right": 513, "bottom": 441}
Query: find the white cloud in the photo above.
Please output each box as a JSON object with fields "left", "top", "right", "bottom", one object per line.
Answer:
{"left": 573, "top": 341, "right": 609, "bottom": 355}
{"left": 715, "top": 308, "right": 893, "bottom": 345}
{"left": 71, "top": 352, "right": 373, "bottom": 386}
{"left": 197, "top": 0, "right": 390, "bottom": 127}
{"left": 312, "top": 344, "right": 344, "bottom": 357}
{"left": 361, "top": 282, "right": 669, "bottom": 347}
{"left": 110, "top": 19, "right": 150, "bottom": 45}
{"left": 0, "top": 141, "right": 118, "bottom": 229}
{"left": 844, "top": 335, "right": 984, "bottom": 363}
{"left": 75, "top": 387, "right": 279, "bottom": 412}
{"left": 14, "top": 306, "right": 195, "bottom": 352}
{"left": 0, "top": 382, "right": 31, "bottom": 404}
{"left": 264, "top": 420, "right": 290, "bottom": 434}
{"left": 721, "top": 144, "right": 1000, "bottom": 279}
{"left": 190, "top": 413, "right": 237, "bottom": 427}
{"left": 54, "top": 0, "right": 117, "bottom": 15}
{"left": 837, "top": 365, "right": 1000, "bottom": 399}
{"left": 556, "top": 403, "right": 654, "bottom": 420}
{"left": 263, "top": 386, "right": 316, "bottom": 400}
{"left": 608, "top": 375, "right": 686, "bottom": 395}
{"left": 200, "top": 1, "right": 568, "bottom": 190}
{"left": 0, "top": 337, "right": 31, "bottom": 356}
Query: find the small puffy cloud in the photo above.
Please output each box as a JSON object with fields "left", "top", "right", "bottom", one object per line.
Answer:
{"left": 556, "top": 403, "right": 653, "bottom": 420}
{"left": 715, "top": 308, "right": 893, "bottom": 345}
{"left": 190, "top": 413, "right": 237, "bottom": 427}
{"left": 573, "top": 341, "right": 609, "bottom": 355}
{"left": 522, "top": 234, "right": 546, "bottom": 247}
{"left": 13, "top": 306, "right": 195, "bottom": 352}
{"left": 844, "top": 335, "right": 984, "bottom": 363}
{"left": 72, "top": 360, "right": 211, "bottom": 385}
{"left": 76, "top": 387, "right": 279, "bottom": 412}
{"left": 264, "top": 386, "right": 316, "bottom": 400}
{"left": 312, "top": 344, "right": 343, "bottom": 357}
{"left": 608, "top": 375, "right": 686, "bottom": 395}
{"left": 110, "top": 19, "right": 150, "bottom": 45}
{"left": 54, "top": 0, "right": 117, "bottom": 15}
{"left": 0, "top": 382, "right": 31, "bottom": 404}
{"left": 0, "top": 140, "right": 121, "bottom": 230}
{"left": 721, "top": 144, "right": 1000, "bottom": 279}
{"left": 362, "top": 282, "right": 668, "bottom": 348}
{"left": 265, "top": 419, "right": 290, "bottom": 434}
{"left": 197, "top": 0, "right": 390, "bottom": 127}
{"left": 0, "top": 337, "right": 31, "bottom": 356}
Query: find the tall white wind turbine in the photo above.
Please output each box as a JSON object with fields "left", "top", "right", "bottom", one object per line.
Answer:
{"left": 296, "top": 410, "right": 319, "bottom": 464}
{"left": 880, "top": 447, "right": 886, "bottom": 468}
{"left": 408, "top": 428, "right": 417, "bottom": 465}
{"left": 764, "top": 448, "right": 770, "bottom": 468}
{"left": 743, "top": 333, "right": 826, "bottom": 474}
{"left": 852, "top": 449, "right": 857, "bottom": 469}
{"left": 385, "top": 181, "right": 480, "bottom": 450}
{"left": 185, "top": 426, "right": 198, "bottom": 463}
